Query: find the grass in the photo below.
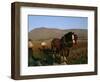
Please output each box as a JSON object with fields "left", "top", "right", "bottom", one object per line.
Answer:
{"left": 28, "top": 39, "right": 88, "bottom": 66}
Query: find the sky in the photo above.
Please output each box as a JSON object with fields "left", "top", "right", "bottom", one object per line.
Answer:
{"left": 28, "top": 15, "right": 88, "bottom": 32}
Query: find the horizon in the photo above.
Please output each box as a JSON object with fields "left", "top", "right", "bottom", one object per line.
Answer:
{"left": 28, "top": 15, "right": 88, "bottom": 32}
{"left": 29, "top": 27, "right": 87, "bottom": 32}
{"left": 30, "top": 27, "right": 87, "bottom": 31}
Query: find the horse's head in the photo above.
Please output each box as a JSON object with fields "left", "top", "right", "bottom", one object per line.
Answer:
{"left": 72, "top": 32, "right": 76, "bottom": 44}
{"left": 72, "top": 33, "right": 78, "bottom": 45}
{"left": 61, "top": 32, "right": 78, "bottom": 47}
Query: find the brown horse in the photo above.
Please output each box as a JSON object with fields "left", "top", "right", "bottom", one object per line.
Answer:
{"left": 51, "top": 38, "right": 61, "bottom": 53}
{"left": 51, "top": 32, "right": 78, "bottom": 63}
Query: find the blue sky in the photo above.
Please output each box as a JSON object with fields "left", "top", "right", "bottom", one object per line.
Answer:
{"left": 28, "top": 15, "right": 88, "bottom": 32}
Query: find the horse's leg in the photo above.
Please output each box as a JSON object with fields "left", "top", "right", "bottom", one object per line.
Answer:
{"left": 59, "top": 49, "right": 62, "bottom": 63}
{"left": 65, "top": 48, "right": 70, "bottom": 62}
{"left": 61, "top": 49, "right": 65, "bottom": 63}
{"left": 64, "top": 48, "right": 68, "bottom": 62}
{"left": 67, "top": 48, "right": 70, "bottom": 57}
{"left": 63, "top": 49, "right": 65, "bottom": 61}
{"left": 61, "top": 48, "right": 69, "bottom": 64}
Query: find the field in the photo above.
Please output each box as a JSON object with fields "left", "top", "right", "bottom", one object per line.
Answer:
{"left": 67, "top": 40, "right": 87, "bottom": 64}
{"left": 28, "top": 39, "right": 88, "bottom": 66}
{"left": 28, "top": 28, "right": 88, "bottom": 66}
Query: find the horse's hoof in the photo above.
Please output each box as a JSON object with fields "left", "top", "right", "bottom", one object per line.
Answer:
{"left": 61, "top": 62, "right": 67, "bottom": 65}
{"left": 64, "top": 56, "right": 67, "bottom": 61}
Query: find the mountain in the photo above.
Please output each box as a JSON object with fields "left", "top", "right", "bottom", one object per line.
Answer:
{"left": 63, "top": 29, "right": 87, "bottom": 40}
{"left": 28, "top": 27, "right": 87, "bottom": 41}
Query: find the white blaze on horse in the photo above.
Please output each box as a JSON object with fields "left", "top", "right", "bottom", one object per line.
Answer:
{"left": 72, "top": 34, "right": 75, "bottom": 44}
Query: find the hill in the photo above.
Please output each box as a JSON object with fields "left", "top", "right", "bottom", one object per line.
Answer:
{"left": 28, "top": 27, "right": 87, "bottom": 41}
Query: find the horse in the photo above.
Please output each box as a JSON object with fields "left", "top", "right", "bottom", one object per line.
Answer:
{"left": 51, "top": 38, "right": 61, "bottom": 54}
{"left": 51, "top": 32, "right": 78, "bottom": 63}
{"left": 51, "top": 38, "right": 62, "bottom": 63}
